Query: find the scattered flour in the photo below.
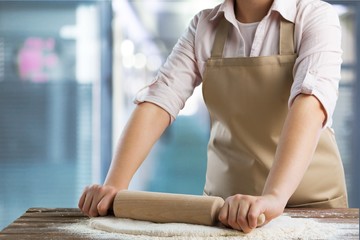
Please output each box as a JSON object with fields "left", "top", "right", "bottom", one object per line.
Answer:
{"left": 59, "top": 214, "right": 358, "bottom": 240}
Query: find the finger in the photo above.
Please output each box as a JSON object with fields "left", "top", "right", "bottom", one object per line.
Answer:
{"left": 247, "top": 206, "right": 262, "bottom": 229}
{"left": 228, "top": 201, "right": 241, "bottom": 230}
{"left": 80, "top": 185, "right": 98, "bottom": 215}
{"left": 237, "top": 200, "right": 252, "bottom": 233}
{"left": 89, "top": 198, "right": 100, "bottom": 217}
{"left": 218, "top": 201, "right": 230, "bottom": 227}
{"left": 84, "top": 185, "right": 104, "bottom": 217}
{"left": 97, "top": 192, "right": 116, "bottom": 216}
{"left": 89, "top": 188, "right": 109, "bottom": 217}
{"left": 82, "top": 190, "right": 95, "bottom": 216}
{"left": 248, "top": 201, "right": 266, "bottom": 228}
{"left": 78, "top": 189, "right": 87, "bottom": 210}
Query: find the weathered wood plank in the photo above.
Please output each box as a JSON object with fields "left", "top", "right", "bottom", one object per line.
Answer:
{"left": 285, "top": 208, "right": 359, "bottom": 218}
{"left": 0, "top": 208, "right": 358, "bottom": 239}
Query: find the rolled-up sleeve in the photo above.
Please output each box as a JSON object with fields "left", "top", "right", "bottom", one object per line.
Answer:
{"left": 289, "top": 3, "right": 342, "bottom": 128}
{"left": 134, "top": 12, "right": 203, "bottom": 121}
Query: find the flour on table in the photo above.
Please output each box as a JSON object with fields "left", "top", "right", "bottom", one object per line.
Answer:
{"left": 86, "top": 214, "right": 338, "bottom": 239}
{"left": 59, "top": 214, "right": 357, "bottom": 240}
{"left": 90, "top": 217, "right": 239, "bottom": 238}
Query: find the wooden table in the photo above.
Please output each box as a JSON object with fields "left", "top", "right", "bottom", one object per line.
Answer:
{"left": 0, "top": 208, "right": 358, "bottom": 239}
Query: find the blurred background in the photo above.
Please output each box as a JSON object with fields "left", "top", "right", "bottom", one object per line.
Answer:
{"left": 0, "top": 0, "right": 359, "bottom": 230}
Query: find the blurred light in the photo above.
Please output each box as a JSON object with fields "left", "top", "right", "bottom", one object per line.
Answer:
{"left": 121, "top": 40, "right": 134, "bottom": 56}
{"left": 134, "top": 53, "right": 147, "bottom": 69}
{"left": 113, "top": 0, "right": 148, "bottom": 42}
{"left": 75, "top": 5, "right": 99, "bottom": 84}
{"left": 122, "top": 55, "right": 135, "bottom": 69}
{"left": 146, "top": 55, "right": 162, "bottom": 72}
{"left": 143, "top": 0, "right": 222, "bottom": 14}
{"left": 59, "top": 25, "right": 77, "bottom": 39}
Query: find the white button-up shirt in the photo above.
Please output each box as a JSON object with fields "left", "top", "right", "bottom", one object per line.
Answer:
{"left": 135, "top": 0, "right": 342, "bottom": 128}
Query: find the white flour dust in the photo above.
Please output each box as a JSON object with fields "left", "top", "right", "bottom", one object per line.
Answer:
{"left": 59, "top": 214, "right": 357, "bottom": 240}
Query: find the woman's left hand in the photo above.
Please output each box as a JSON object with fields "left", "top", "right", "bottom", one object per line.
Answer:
{"left": 218, "top": 194, "right": 287, "bottom": 233}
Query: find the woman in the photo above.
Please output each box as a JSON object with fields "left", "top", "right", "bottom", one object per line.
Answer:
{"left": 78, "top": 0, "right": 348, "bottom": 233}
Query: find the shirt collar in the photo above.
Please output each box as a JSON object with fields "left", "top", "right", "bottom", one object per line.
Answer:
{"left": 271, "top": 0, "right": 297, "bottom": 23}
{"left": 210, "top": 0, "right": 296, "bottom": 23}
{"left": 209, "top": 0, "right": 238, "bottom": 27}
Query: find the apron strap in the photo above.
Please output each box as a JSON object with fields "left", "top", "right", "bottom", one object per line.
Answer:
{"left": 211, "top": 16, "right": 295, "bottom": 58}
{"left": 211, "top": 17, "right": 230, "bottom": 58}
{"left": 279, "top": 18, "right": 295, "bottom": 55}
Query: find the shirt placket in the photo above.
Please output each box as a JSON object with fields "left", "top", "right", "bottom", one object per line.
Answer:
{"left": 224, "top": 14, "right": 247, "bottom": 58}
{"left": 250, "top": 18, "right": 267, "bottom": 57}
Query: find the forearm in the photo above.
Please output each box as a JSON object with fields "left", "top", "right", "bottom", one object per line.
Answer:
{"left": 104, "top": 102, "right": 170, "bottom": 189}
{"left": 262, "top": 94, "right": 326, "bottom": 204}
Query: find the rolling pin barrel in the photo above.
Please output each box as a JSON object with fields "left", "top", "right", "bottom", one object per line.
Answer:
{"left": 113, "top": 190, "right": 225, "bottom": 226}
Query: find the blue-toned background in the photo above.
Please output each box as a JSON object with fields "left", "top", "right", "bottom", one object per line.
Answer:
{"left": 0, "top": 0, "right": 359, "bottom": 230}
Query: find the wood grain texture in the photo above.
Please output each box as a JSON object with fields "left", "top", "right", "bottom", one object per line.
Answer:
{"left": 0, "top": 208, "right": 358, "bottom": 240}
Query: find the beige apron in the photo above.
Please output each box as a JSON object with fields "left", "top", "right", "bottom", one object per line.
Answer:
{"left": 202, "top": 16, "right": 348, "bottom": 208}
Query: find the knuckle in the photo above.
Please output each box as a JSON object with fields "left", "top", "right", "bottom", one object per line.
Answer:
{"left": 248, "top": 212, "right": 257, "bottom": 221}
{"left": 242, "top": 195, "right": 252, "bottom": 201}
{"left": 218, "top": 213, "right": 227, "bottom": 222}
{"left": 97, "top": 204, "right": 107, "bottom": 215}
{"left": 97, "top": 187, "right": 105, "bottom": 195}
{"left": 237, "top": 216, "right": 247, "bottom": 226}
{"left": 89, "top": 209, "right": 99, "bottom": 217}
{"left": 90, "top": 184, "right": 100, "bottom": 190}
{"left": 233, "top": 194, "right": 242, "bottom": 201}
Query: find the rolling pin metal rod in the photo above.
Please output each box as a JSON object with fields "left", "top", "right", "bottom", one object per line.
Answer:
{"left": 113, "top": 190, "right": 265, "bottom": 227}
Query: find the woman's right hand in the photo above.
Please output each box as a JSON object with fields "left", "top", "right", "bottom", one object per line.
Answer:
{"left": 78, "top": 184, "right": 120, "bottom": 217}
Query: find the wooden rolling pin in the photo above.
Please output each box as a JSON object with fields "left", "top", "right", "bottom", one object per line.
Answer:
{"left": 113, "top": 190, "right": 265, "bottom": 227}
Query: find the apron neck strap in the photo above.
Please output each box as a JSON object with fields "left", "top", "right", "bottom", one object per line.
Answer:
{"left": 279, "top": 17, "right": 295, "bottom": 55}
{"left": 211, "top": 16, "right": 295, "bottom": 58}
{"left": 211, "top": 17, "right": 231, "bottom": 58}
